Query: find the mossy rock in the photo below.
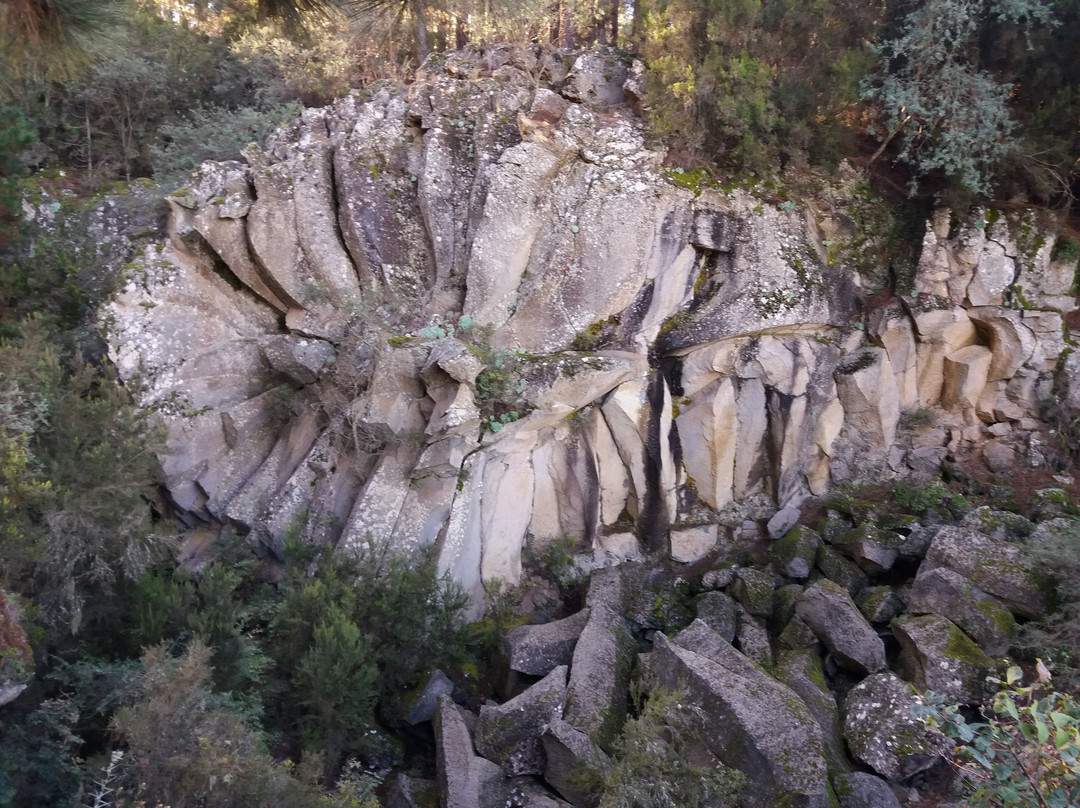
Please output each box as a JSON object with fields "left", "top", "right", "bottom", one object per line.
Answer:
{"left": 892, "top": 614, "right": 991, "bottom": 705}
{"left": 771, "top": 525, "right": 822, "bottom": 580}
{"left": 733, "top": 567, "right": 776, "bottom": 617}
{"left": 815, "top": 545, "right": 868, "bottom": 596}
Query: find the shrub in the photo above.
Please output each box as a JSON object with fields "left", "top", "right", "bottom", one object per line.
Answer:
{"left": 151, "top": 100, "right": 303, "bottom": 191}
{"left": 914, "top": 664, "right": 1080, "bottom": 808}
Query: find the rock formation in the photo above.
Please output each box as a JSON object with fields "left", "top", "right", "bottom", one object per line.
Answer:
{"left": 90, "top": 43, "right": 1080, "bottom": 807}
{"left": 104, "top": 45, "right": 1074, "bottom": 616}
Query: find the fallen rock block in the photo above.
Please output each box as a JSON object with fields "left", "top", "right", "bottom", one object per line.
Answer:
{"left": 796, "top": 579, "right": 886, "bottom": 675}
{"left": 905, "top": 567, "right": 1016, "bottom": 657}
{"left": 476, "top": 666, "right": 568, "bottom": 776}
{"left": 892, "top": 614, "right": 991, "bottom": 705}
{"left": 842, "top": 673, "right": 939, "bottom": 782}
{"left": 435, "top": 695, "right": 506, "bottom": 808}
{"left": 921, "top": 525, "right": 1051, "bottom": 618}
{"left": 643, "top": 620, "right": 830, "bottom": 807}
{"left": 541, "top": 718, "right": 610, "bottom": 807}
{"left": 503, "top": 609, "right": 590, "bottom": 676}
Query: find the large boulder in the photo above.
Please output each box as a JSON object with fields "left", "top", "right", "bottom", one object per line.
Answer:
{"left": 831, "top": 772, "right": 903, "bottom": 808}
{"left": 921, "top": 525, "right": 1051, "bottom": 618}
{"left": 435, "top": 696, "right": 506, "bottom": 808}
{"left": 541, "top": 718, "right": 610, "bottom": 807}
{"left": 842, "top": 673, "right": 939, "bottom": 782}
{"left": 564, "top": 570, "right": 634, "bottom": 749}
{"left": 476, "top": 666, "right": 568, "bottom": 776}
{"left": 796, "top": 580, "right": 886, "bottom": 675}
{"left": 892, "top": 614, "right": 992, "bottom": 705}
{"left": 642, "top": 620, "right": 830, "bottom": 807}
{"left": 905, "top": 566, "right": 1016, "bottom": 657}
{"left": 503, "top": 610, "right": 590, "bottom": 676}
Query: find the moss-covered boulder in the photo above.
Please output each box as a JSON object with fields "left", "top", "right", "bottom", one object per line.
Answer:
{"left": 922, "top": 525, "right": 1052, "bottom": 618}
{"left": 695, "top": 590, "right": 737, "bottom": 642}
{"left": 774, "top": 650, "right": 849, "bottom": 772}
{"left": 772, "top": 525, "right": 823, "bottom": 580}
{"left": 815, "top": 545, "right": 868, "bottom": 595}
{"left": 732, "top": 566, "right": 776, "bottom": 616}
{"left": 833, "top": 523, "right": 903, "bottom": 575}
{"left": 854, "top": 585, "right": 905, "bottom": 624}
{"left": 892, "top": 614, "right": 992, "bottom": 705}
{"left": 905, "top": 567, "right": 1016, "bottom": 656}
{"left": 842, "top": 673, "right": 939, "bottom": 782}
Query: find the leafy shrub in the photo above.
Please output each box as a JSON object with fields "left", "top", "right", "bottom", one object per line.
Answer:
{"left": 151, "top": 100, "right": 303, "bottom": 191}
{"left": 112, "top": 641, "right": 317, "bottom": 808}
{"left": 914, "top": 664, "right": 1080, "bottom": 807}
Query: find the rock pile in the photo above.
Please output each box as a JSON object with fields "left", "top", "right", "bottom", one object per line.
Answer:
{"left": 392, "top": 496, "right": 1059, "bottom": 807}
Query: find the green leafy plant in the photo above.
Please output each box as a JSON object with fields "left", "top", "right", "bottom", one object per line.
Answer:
{"left": 914, "top": 664, "right": 1080, "bottom": 808}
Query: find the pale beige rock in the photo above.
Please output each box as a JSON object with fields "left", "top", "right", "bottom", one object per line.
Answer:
{"left": 733, "top": 377, "right": 769, "bottom": 501}
{"left": 834, "top": 348, "right": 899, "bottom": 450}
{"left": 439, "top": 452, "right": 488, "bottom": 615}
{"left": 967, "top": 307, "right": 1036, "bottom": 381}
{"left": 913, "top": 307, "right": 977, "bottom": 406}
{"left": 676, "top": 376, "right": 737, "bottom": 510}
{"left": 942, "top": 345, "right": 993, "bottom": 410}
{"left": 586, "top": 410, "right": 630, "bottom": 527}
{"left": 870, "top": 306, "right": 919, "bottom": 410}
{"left": 808, "top": 397, "right": 844, "bottom": 496}
{"left": 967, "top": 238, "right": 1016, "bottom": 306}
{"left": 480, "top": 444, "right": 536, "bottom": 585}
{"left": 670, "top": 525, "right": 719, "bottom": 563}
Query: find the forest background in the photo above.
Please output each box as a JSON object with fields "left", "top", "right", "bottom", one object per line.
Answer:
{"left": 0, "top": 0, "right": 1079, "bottom": 806}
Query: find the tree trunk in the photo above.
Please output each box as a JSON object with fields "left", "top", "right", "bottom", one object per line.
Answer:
{"left": 455, "top": 15, "right": 467, "bottom": 48}
{"left": 609, "top": 0, "right": 618, "bottom": 46}
{"left": 630, "top": 0, "right": 643, "bottom": 46}
{"left": 560, "top": 0, "right": 575, "bottom": 48}
{"left": 413, "top": 0, "right": 429, "bottom": 64}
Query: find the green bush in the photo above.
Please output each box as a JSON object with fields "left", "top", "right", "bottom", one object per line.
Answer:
{"left": 914, "top": 664, "right": 1080, "bottom": 807}
{"left": 151, "top": 100, "right": 303, "bottom": 190}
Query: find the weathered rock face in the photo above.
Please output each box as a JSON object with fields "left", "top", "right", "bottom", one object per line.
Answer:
{"left": 104, "top": 43, "right": 1074, "bottom": 612}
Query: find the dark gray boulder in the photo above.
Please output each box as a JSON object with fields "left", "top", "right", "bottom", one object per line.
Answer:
{"left": 642, "top": 620, "right": 830, "bottom": 808}
{"left": 476, "top": 666, "right": 567, "bottom": 776}
{"left": 892, "top": 614, "right": 991, "bottom": 705}
{"left": 905, "top": 566, "right": 1016, "bottom": 656}
{"left": 796, "top": 580, "right": 886, "bottom": 675}
{"left": 435, "top": 695, "right": 506, "bottom": 808}
{"left": 842, "top": 673, "right": 939, "bottom": 782}
{"left": 832, "top": 772, "right": 903, "bottom": 808}
{"left": 541, "top": 718, "right": 610, "bottom": 807}
{"left": 503, "top": 609, "right": 590, "bottom": 676}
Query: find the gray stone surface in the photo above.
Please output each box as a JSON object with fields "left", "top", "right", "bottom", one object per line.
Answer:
{"left": 892, "top": 614, "right": 991, "bottom": 705}
{"left": 832, "top": 772, "right": 903, "bottom": 808}
{"left": 476, "top": 666, "right": 567, "bottom": 776}
{"left": 695, "top": 590, "right": 737, "bottom": 642}
{"left": 435, "top": 695, "right": 506, "bottom": 808}
{"left": 796, "top": 580, "right": 886, "bottom": 675}
{"left": 563, "top": 605, "right": 633, "bottom": 749}
{"left": 921, "top": 525, "right": 1050, "bottom": 618}
{"left": 541, "top": 718, "right": 610, "bottom": 807}
{"left": 905, "top": 566, "right": 1016, "bottom": 656}
{"left": 643, "top": 620, "right": 830, "bottom": 808}
{"left": 503, "top": 610, "right": 590, "bottom": 676}
{"left": 842, "top": 673, "right": 939, "bottom": 782}
{"left": 407, "top": 669, "right": 456, "bottom": 725}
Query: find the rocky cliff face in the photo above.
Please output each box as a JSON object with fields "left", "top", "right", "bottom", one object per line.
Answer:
{"left": 105, "top": 44, "right": 1077, "bottom": 613}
